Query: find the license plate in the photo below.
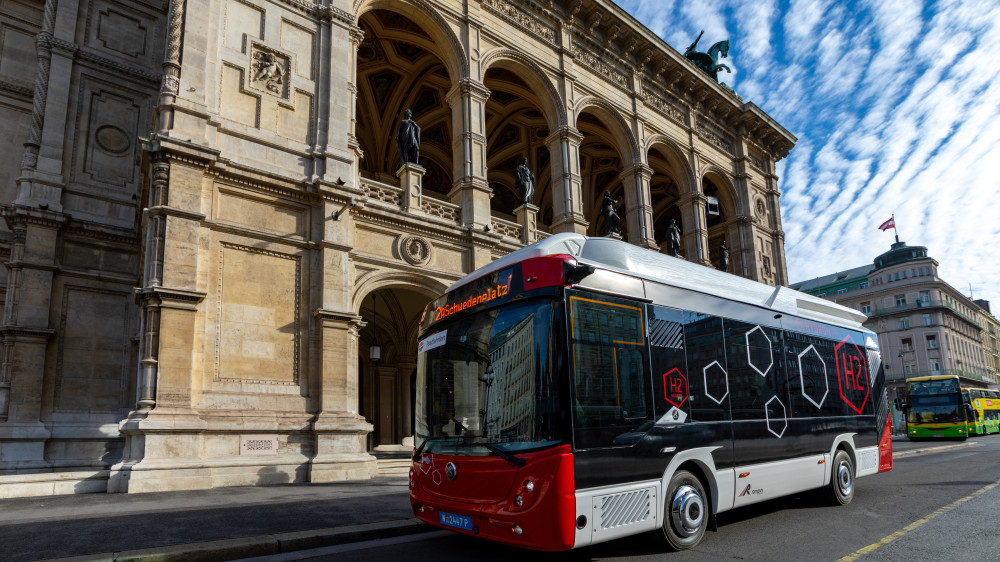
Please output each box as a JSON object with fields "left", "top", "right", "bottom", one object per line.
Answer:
{"left": 439, "top": 511, "right": 473, "bottom": 531}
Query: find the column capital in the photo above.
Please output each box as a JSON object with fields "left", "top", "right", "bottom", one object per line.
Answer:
{"left": 446, "top": 78, "right": 490, "bottom": 106}
{"left": 349, "top": 25, "right": 365, "bottom": 47}
{"left": 545, "top": 126, "right": 584, "bottom": 146}
{"left": 618, "top": 163, "right": 654, "bottom": 181}
{"left": 679, "top": 192, "right": 707, "bottom": 205}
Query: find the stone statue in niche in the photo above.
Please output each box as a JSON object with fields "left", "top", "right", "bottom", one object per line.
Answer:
{"left": 718, "top": 239, "right": 729, "bottom": 272}
{"left": 396, "top": 109, "right": 421, "bottom": 166}
{"left": 252, "top": 51, "right": 285, "bottom": 95}
{"left": 667, "top": 219, "right": 681, "bottom": 257}
{"left": 599, "top": 191, "right": 622, "bottom": 237}
{"left": 515, "top": 157, "right": 535, "bottom": 205}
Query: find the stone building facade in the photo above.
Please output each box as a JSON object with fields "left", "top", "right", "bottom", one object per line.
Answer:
{"left": 0, "top": 0, "right": 795, "bottom": 495}
{"left": 793, "top": 241, "right": 996, "bottom": 402}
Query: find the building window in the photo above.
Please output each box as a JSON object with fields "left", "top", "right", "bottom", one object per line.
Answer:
{"left": 837, "top": 288, "right": 847, "bottom": 294}
{"left": 923, "top": 313, "right": 932, "bottom": 326}
{"left": 887, "top": 275, "right": 892, "bottom": 283}
{"left": 819, "top": 293, "right": 826, "bottom": 298}
{"left": 895, "top": 294, "right": 907, "bottom": 307}
{"left": 930, "top": 359, "right": 941, "bottom": 374}
{"left": 903, "top": 271, "right": 908, "bottom": 279}
{"left": 860, "top": 281, "right": 869, "bottom": 289}
{"left": 927, "top": 335, "right": 938, "bottom": 349}
{"left": 901, "top": 338, "right": 913, "bottom": 352}
{"left": 899, "top": 317, "right": 910, "bottom": 330}
{"left": 904, "top": 361, "right": 917, "bottom": 375}
{"left": 895, "top": 273, "right": 900, "bottom": 281}
{"left": 861, "top": 301, "right": 871, "bottom": 315}
{"left": 919, "top": 291, "right": 929, "bottom": 304}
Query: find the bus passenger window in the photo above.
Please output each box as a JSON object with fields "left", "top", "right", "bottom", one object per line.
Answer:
{"left": 569, "top": 292, "right": 651, "bottom": 448}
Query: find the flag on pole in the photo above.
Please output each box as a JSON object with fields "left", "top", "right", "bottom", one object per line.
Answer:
{"left": 878, "top": 217, "right": 895, "bottom": 231}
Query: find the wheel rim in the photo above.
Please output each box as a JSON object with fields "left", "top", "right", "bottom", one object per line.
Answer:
{"left": 670, "top": 484, "right": 704, "bottom": 536}
{"left": 837, "top": 460, "right": 853, "bottom": 497}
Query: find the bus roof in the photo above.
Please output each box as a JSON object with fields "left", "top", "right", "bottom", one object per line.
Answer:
{"left": 449, "top": 233, "right": 869, "bottom": 330}
{"left": 906, "top": 375, "right": 960, "bottom": 382}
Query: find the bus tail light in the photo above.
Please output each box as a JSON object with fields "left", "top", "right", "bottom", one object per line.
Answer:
{"left": 878, "top": 416, "right": 893, "bottom": 472}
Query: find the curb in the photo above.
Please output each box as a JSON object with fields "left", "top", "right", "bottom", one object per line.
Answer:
{"left": 45, "top": 518, "right": 435, "bottom": 562}
{"left": 893, "top": 440, "right": 979, "bottom": 458}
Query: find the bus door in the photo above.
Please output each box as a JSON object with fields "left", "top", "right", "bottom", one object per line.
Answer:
{"left": 567, "top": 289, "right": 656, "bottom": 489}
{"left": 647, "top": 306, "right": 734, "bottom": 475}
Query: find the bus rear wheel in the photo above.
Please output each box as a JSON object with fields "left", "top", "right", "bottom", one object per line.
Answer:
{"left": 827, "top": 449, "right": 854, "bottom": 506}
{"left": 659, "top": 470, "right": 707, "bottom": 550}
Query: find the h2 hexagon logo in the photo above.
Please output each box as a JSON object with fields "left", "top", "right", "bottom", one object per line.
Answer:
{"left": 835, "top": 335, "right": 870, "bottom": 414}
{"left": 663, "top": 368, "right": 688, "bottom": 408}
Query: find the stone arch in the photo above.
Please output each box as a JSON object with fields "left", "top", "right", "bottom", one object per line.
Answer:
{"left": 480, "top": 49, "right": 566, "bottom": 130}
{"left": 352, "top": 270, "right": 448, "bottom": 313}
{"left": 645, "top": 134, "right": 695, "bottom": 193}
{"left": 354, "top": 0, "right": 469, "bottom": 81}
{"left": 701, "top": 166, "right": 741, "bottom": 217}
{"left": 573, "top": 96, "right": 641, "bottom": 164}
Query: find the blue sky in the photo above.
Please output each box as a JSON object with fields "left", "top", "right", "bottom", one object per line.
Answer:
{"left": 619, "top": 0, "right": 1000, "bottom": 306}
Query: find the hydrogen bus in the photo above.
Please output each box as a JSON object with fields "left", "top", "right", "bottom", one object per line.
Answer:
{"left": 410, "top": 233, "right": 893, "bottom": 551}
{"left": 902, "top": 375, "right": 969, "bottom": 440}
{"left": 965, "top": 387, "right": 1000, "bottom": 436}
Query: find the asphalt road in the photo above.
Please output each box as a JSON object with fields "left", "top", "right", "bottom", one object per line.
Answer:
{"left": 259, "top": 436, "right": 1000, "bottom": 561}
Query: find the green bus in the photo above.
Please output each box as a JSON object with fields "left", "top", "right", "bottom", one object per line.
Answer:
{"left": 965, "top": 388, "right": 1000, "bottom": 436}
{"left": 900, "top": 375, "right": 970, "bottom": 440}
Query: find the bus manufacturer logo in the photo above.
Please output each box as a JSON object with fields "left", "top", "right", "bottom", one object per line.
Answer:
{"left": 739, "top": 484, "right": 763, "bottom": 497}
{"left": 835, "top": 335, "right": 870, "bottom": 414}
{"left": 663, "top": 368, "right": 688, "bottom": 408}
{"left": 445, "top": 462, "right": 458, "bottom": 481}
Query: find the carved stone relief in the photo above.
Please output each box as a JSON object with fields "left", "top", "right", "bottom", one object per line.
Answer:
{"left": 96, "top": 9, "right": 147, "bottom": 59}
{"left": 482, "top": 0, "right": 556, "bottom": 45}
{"left": 399, "top": 234, "right": 432, "bottom": 266}
{"left": 78, "top": 86, "right": 142, "bottom": 188}
{"left": 250, "top": 44, "right": 289, "bottom": 98}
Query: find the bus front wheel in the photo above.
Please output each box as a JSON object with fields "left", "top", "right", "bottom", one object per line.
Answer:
{"left": 827, "top": 449, "right": 854, "bottom": 506}
{"left": 659, "top": 470, "right": 708, "bottom": 551}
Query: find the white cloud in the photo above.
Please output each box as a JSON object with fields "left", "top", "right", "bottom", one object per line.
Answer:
{"left": 624, "top": 0, "right": 1000, "bottom": 304}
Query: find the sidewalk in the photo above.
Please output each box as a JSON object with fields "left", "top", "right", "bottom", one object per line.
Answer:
{"left": 0, "top": 476, "right": 426, "bottom": 562}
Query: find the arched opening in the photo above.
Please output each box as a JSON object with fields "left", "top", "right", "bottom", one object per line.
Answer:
{"left": 576, "top": 109, "right": 628, "bottom": 238}
{"left": 355, "top": 9, "right": 454, "bottom": 197}
{"left": 702, "top": 173, "right": 739, "bottom": 273}
{"left": 358, "top": 285, "right": 435, "bottom": 450}
{"left": 648, "top": 142, "right": 687, "bottom": 255}
{"left": 483, "top": 66, "right": 554, "bottom": 231}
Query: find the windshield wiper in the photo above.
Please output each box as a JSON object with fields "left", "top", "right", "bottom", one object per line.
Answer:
{"left": 483, "top": 442, "right": 526, "bottom": 467}
{"left": 412, "top": 438, "right": 427, "bottom": 461}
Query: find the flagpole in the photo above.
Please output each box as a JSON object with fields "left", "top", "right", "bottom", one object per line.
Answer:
{"left": 893, "top": 213, "right": 899, "bottom": 243}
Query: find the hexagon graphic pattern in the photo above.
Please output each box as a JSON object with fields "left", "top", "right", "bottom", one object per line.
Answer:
{"left": 765, "top": 395, "right": 787, "bottom": 438}
{"left": 835, "top": 336, "right": 870, "bottom": 415}
{"left": 797, "top": 344, "right": 828, "bottom": 409}
{"left": 703, "top": 360, "right": 729, "bottom": 404}
{"left": 745, "top": 325, "right": 773, "bottom": 377}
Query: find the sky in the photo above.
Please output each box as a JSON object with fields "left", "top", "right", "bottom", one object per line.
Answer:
{"left": 618, "top": 0, "right": 1000, "bottom": 306}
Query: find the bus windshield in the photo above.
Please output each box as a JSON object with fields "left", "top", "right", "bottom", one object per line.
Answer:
{"left": 907, "top": 394, "right": 963, "bottom": 423}
{"left": 414, "top": 298, "right": 564, "bottom": 457}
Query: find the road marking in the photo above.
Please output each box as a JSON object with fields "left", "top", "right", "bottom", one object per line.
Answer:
{"left": 240, "top": 530, "right": 451, "bottom": 561}
{"left": 837, "top": 478, "right": 1000, "bottom": 561}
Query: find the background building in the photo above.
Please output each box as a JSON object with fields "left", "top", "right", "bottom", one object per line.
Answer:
{"left": 793, "top": 241, "right": 996, "bottom": 406}
{"left": 0, "top": 0, "right": 795, "bottom": 496}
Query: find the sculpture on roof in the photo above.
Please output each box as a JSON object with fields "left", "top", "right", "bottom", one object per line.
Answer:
{"left": 514, "top": 157, "right": 535, "bottom": 206}
{"left": 396, "top": 109, "right": 421, "bottom": 166}
{"left": 718, "top": 239, "right": 729, "bottom": 272}
{"left": 684, "top": 30, "right": 731, "bottom": 82}
{"left": 667, "top": 219, "right": 681, "bottom": 257}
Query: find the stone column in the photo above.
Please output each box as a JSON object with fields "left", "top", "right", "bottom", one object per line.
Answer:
{"left": 446, "top": 79, "right": 491, "bottom": 230}
{"left": 346, "top": 25, "right": 365, "bottom": 181}
{"left": 397, "top": 162, "right": 425, "bottom": 213}
{"left": 396, "top": 356, "right": 416, "bottom": 448}
{"left": 679, "top": 192, "right": 710, "bottom": 266}
{"left": 310, "top": 310, "right": 376, "bottom": 480}
{"left": 0, "top": 208, "right": 65, "bottom": 471}
{"left": 618, "top": 164, "right": 656, "bottom": 248}
{"left": 515, "top": 204, "right": 539, "bottom": 245}
{"left": 545, "top": 127, "right": 588, "bottom": 234}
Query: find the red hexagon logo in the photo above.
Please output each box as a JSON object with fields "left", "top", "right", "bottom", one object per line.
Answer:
{"left": 663, "top": 368, "right": 688, "bottom": 408}
{"left": 835, "top": 335, "right": 870, "bottom": 414}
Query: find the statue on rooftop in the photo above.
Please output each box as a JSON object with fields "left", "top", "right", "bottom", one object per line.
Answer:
{"left": 718, "top": 239, "right": 729, "bottom": 272}
{"left": 684, "top": 30, "right": 732, "bottom": 82}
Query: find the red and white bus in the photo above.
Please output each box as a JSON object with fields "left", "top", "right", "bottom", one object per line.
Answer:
{"left": 409, "top": 233, "right": 893, "bottom": 551}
